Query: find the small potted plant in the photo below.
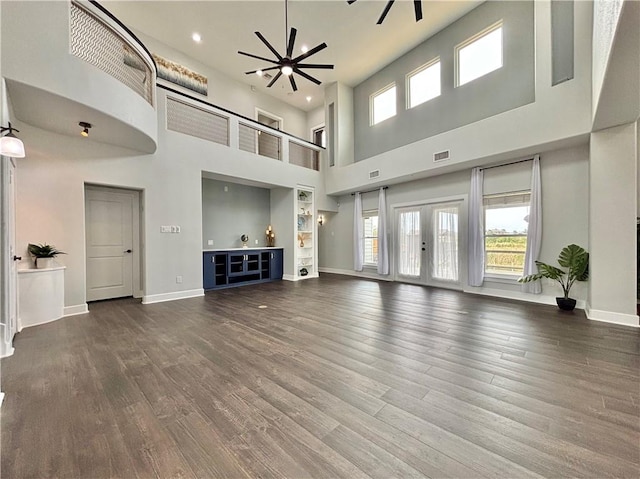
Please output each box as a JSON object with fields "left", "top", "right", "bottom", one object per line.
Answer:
{"left": 28, "top": 243, "right": 66, "bottom": 269}
{"left": 518, "top": 244, "right": 588, "bottom": 311}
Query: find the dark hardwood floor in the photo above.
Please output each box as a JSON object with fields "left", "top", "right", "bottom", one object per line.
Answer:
{"left": 2, "top": 274, "right": 639, "bottom": 478}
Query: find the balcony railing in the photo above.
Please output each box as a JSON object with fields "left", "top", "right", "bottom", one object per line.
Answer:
{"left": 161, "top": 85, "right": 323, "bottom": 171}
{"left": 485, "top": 233, "right": 526, "bottom": 274}
{"left": 70, "top": 1, "right": 156, "bottom": 105}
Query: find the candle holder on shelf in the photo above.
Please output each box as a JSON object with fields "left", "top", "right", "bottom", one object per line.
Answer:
{"left": 265, "top": 225, "right": 275, "bottom": 247}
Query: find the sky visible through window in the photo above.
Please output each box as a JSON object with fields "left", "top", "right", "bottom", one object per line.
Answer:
{"left": 459, "top": 26, "right": 503, "bottom": 86}
{"left": 409, "top": 61, "right": 441, "bottom": 108}
{"left": 486, "top": 206, "right": 529, "bottom": 234}
{"left": 373, "top": 86, "right": 396, "bottom": 124}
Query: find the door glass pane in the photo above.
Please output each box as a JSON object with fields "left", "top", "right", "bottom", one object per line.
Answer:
{"left": 398, "top": 210, "right": 421, "bottom": 277}
{"left": 432, "top": 205, "right": 459, "bottom": 281}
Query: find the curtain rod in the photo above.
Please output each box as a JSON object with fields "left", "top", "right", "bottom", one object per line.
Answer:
{"left": 351, "top": 186, "right": 388, "bottom": 196}
{"left": 480, "top": 157, "right": 535, "bottom": 171}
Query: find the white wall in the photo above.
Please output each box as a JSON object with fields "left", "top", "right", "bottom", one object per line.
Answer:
{"left": 324, "top": 0, "right": 593, "bottom": 195}
{"left": 319, "top": 144, "right": 590, "bottom": 306}
{"left": 588, "top": 123, "right": 638, "bottom": 326}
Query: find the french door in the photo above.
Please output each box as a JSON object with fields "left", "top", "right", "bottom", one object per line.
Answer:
{"left": 396, "top": 201, "right": 462, "bottom": 287}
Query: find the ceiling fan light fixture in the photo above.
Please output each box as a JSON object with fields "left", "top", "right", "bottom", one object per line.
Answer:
{"left": 281, "top": 65, "right": 293, "bottom": 76}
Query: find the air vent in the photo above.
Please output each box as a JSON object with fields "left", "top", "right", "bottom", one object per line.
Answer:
{"left": 369, "top": 169, "right": 380, "bottom": 180}
{"left": 263, "top": 72, "right": 273, "bottom": 79}
{"left": 434, "top": 150, "right": 450, "bottom": 162}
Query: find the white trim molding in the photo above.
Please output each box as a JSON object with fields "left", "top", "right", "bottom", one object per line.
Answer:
{"left": 585, "top": 305, "right": 640, "bottom": 328}
{"left": 318, "top": 267, "right": 394, "bottom": 281}
{"left": 464, "top": 286, "right": 587, "bottom": 310}
{"left": 142, "top": 289, "right": 204, "bottom": 304}
{"left": 64, "top": 304, "right": 89, "bottom": 317}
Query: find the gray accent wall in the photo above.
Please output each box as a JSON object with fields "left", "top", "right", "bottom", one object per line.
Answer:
{"left": 202, "top": 178, "right": 271, "bottom": 249}
{"left": 354, "top": 1, "right": 535, "bottom": 162}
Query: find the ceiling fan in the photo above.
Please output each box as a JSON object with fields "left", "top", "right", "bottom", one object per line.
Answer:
{"left": 348, "top": 0, "right": 423, "bottom": 25}
{"left": 238, "top": 0, "right": 334, "bottom": 92}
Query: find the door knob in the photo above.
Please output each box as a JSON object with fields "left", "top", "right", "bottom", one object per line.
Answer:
{"left": 13, "top": 255, "right": 21, "bottom": 261}
{"left": 124, "top": 249, "right": 132, "bottom": 253}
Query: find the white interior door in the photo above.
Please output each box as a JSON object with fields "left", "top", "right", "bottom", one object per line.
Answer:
{"left": 85, "top": 187, "right": 135, "bottom": 301}
{"left": 396, "top": 201, "right": 461, "bottom": 287}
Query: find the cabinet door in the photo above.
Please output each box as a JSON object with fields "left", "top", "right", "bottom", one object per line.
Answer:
{"left": 270, "top": 249, "right": 283, "bottom": 280}
{"left": 203, "top": 252, "right": 216, "bottom": 289}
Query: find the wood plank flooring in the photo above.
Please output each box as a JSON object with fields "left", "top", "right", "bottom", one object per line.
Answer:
{"left": 2, "top": 274, "right": 639, "bottom": 478}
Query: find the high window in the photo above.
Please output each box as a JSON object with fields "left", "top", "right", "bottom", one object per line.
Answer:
{"left": 312, "top": 126, "right": 326, "bottom": 148}
{"left": 457, "top": 22, "right": 503, "bottom": 86}
{"left": 371, "top": 84, "right": 397, "bottom": 125}
{"left": 407, "top": 59, "right": 441, "bottom": 108}
{"left": 363, "top": 211, "right": 379, "bottom": 266}
{"left": 484, "top": 191, "right": 530, "bottom": 276}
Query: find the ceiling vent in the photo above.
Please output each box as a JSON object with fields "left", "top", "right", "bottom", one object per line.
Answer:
{"left": 433, "top": 150, "right": 450, "bottom": 162}
{"left": 369, "top": 169, "right": 380, "bottom": 180}
{"left": 263, "top": 72, "right": 273, "bottom": 79}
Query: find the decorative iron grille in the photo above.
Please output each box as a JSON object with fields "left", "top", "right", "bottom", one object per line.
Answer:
{"left": 70, "top": 2, "right": 154, "bottom": 105}
{"left": 289, "top": 141, "right": 320, "bottom": 171}
{"left": 166, "top": 98, "right": 229, "bottom": 146}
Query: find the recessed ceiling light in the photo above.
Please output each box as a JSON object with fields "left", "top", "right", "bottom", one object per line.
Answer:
{"left": 301, "top": 45, "right": 308, "bottom": 53}
{"left": 256, "top": 69, "right": 263, "bottom": 77}
{"left": 192, "top": 32, "right": 201, "bottom": 43}
{"left": 306, "top": 96, "right": 312, "bottom": 102}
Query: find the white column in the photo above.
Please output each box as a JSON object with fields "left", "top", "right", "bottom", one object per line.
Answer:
{"left": 588, "top": 122, "right": 639, "bottom": 327}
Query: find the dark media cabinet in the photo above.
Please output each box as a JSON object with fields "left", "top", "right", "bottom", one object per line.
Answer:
{"left": 203, "top": 248, "right": 283, "bottom": 290}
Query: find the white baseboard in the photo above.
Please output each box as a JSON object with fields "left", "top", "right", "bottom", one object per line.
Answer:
{"left": 283, "top": 273, "right": 320, "bottom": 282}
{"left": 464, "top": 287, "right": 586, "bottom": 310}
{"left": 585, "top": 305, "right": 639, "bottom": 327}
{"left": 64, "top": 304, "right": 89, "bottom": 317}
{"left": 142, "top": 289, "right": 204, "bottom": 304}
{"left": 318, "top": 267, "right": 394, "bottom": 281}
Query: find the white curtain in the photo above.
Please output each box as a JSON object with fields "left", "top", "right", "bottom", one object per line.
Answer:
{"left": 522, "top": 156, "right": 542, "bottom": 294}
{"left": 468, "top": 167, "right": 485, "bottom": 286}
{"left": 353, "top": 192, "right": 364, "bottom": 271}
{"left": 377, "top": 188, "right": 389, "bottom": 275}
{"left": 398, "top": 209, "right": 421, "bottom": 277}
{"left": 432, "top": 206, "right": 459, "bottom": 282}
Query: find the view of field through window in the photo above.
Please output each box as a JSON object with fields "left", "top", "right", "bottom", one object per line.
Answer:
{"left": 484, "top": 203, "right": 529, "bottom": 275}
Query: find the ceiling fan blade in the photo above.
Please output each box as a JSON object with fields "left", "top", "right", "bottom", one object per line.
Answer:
{"left": 293, "top": 67, "right": 321, "bottom": 85}
{"left": 296, "top": 63, "right": 334, "bottom": 70}
{"left": 291, "top": 43, "right": 327, "bottom": 63}
{"left": 286, "top": 27, "right": 297, "bottom": 58}
{"left": 347, "top": 0, "right": 357, "bottom": 4}
{"left": 377, "top": 0, "right": 395, "bottom": 24}
{"left": 244, "top": 66, "right": 280, "bottom": 75}
{"left": 238, "top": 51, "right": 280, "bottom": 65}
{"left": 414, "top": 0, "right": 423, "bottom": 22}
{"left": 289, "top": 75, "right": 298, "bottom": 92}
{"left": 255, "top": 31, "right": 283, "bottom": 61}
{"left": 267, "top": 71, "right": 283, "bottom": 88}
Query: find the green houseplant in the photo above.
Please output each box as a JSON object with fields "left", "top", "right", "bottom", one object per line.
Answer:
{"left": 518, "top": 244, "right": 589, "bottom": 311}
{"left": 28, "top": 243, "right": 66, "bottom": 269}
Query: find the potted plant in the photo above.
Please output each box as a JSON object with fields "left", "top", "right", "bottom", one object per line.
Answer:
{"left": 518, "top": 244, "right": 588, "bottom": 311}
{"left": 28, "top": 243, "right": 66, "bottom": 269}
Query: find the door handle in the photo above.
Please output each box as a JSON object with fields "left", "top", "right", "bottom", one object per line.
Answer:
{"left": 13, "top": 255, "right": 21, "bottom": 261}
{"left": 124, "top": 249, "right": 132, "bottom": 253}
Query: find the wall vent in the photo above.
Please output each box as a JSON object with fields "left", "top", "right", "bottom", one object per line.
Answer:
{"left": 369, "top": 169, "right": 380, "bottom": 180}
{"left": 433, "top": 150, "right": 450, "bottom": 162}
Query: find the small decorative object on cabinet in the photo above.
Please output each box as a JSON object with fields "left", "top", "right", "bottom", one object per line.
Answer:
{"left": 266, "top": 225, "right": 275, "bottom": 247}
{"left": 241, "top": 234, "right": 249, "bottom": 248}
{"left": 27, "top": 243, "right": 66, "bottom": 269}
{"left": 295, "top": 186, "right": 317, "bottom": 279}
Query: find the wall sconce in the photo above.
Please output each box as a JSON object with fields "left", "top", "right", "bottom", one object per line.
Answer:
{"left": 317, "top": 214, "right": 324, "bottom": 226}
{"left": 79, "top": 122, "right": 92, "bottom": 137}
{"left": 0, "top": 122, "right": 26, "bottom": 158}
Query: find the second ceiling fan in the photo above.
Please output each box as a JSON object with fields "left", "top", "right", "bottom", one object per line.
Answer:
{"left": 238, "top": 0, "right": 334, "bottom": 92}
{"left": 348, "top": 0, "right": 424, "bottom": 25}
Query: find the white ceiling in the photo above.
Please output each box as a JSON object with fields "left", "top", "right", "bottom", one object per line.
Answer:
{"left": 104, "top": 0, "right": 482, "bottom": 111}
